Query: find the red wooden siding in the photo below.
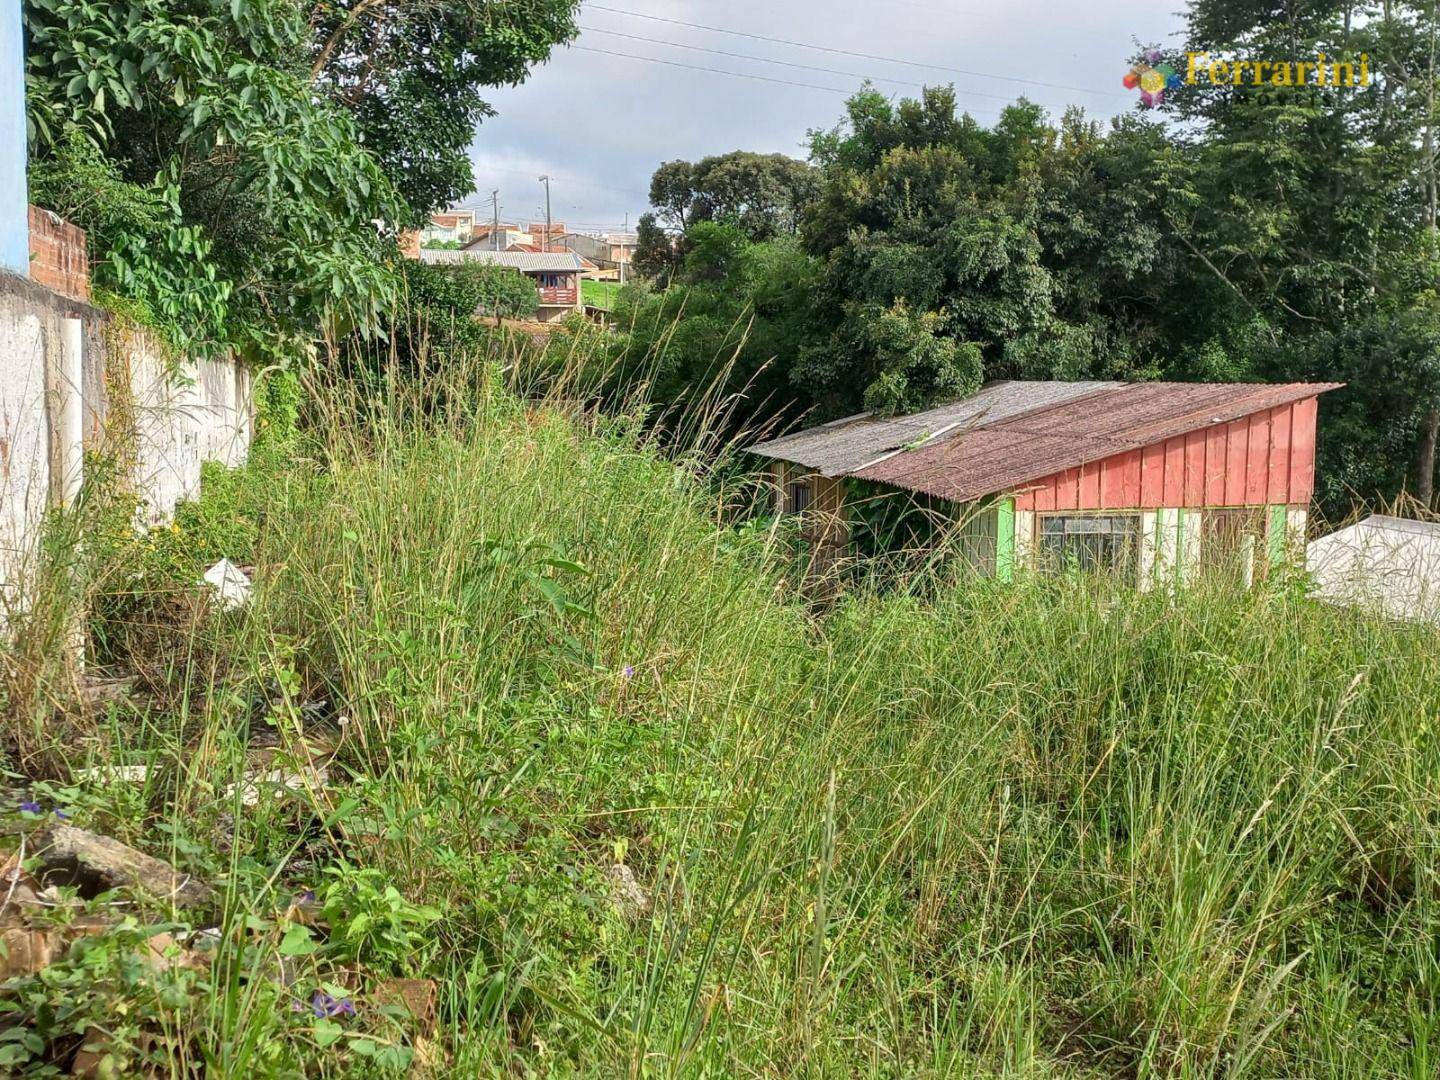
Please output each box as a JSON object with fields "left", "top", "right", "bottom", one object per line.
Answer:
{"left": 1013, "top": 400, "right": 1319, "bottom": 511}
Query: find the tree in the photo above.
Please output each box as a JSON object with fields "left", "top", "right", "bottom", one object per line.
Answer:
{"left": 648, "top": 160, "right": 698, "bottom": 232}
{"left": 632, "top": 212, "right": 678, "bottom": 283}
{"left": 385, "top": 259, "right": 535, "bottom": 374}
{"left": 308, "top": 0, "right": 580, "bottom": 220}
{"left": 25, "top": 0, "right": 400, "bottom": 358}
{"left": 821, "top": 300, "right": 982, "bottom": 417}
{"left": 645, "top": 152, "right": 818, "bottom": 242}
{"left": 23, "top": 0, "right": 569, "bottom": 361}
{"left": 1157, "top": 0, "right": 1440, "bottom": 508}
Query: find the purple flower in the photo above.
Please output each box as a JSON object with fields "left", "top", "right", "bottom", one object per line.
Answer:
{"left": 311, "top": 991, "right": 356, "bottom": 1018}
{"left": 18, "top": 801, "right": 40, "bottom": 815}
{"left": 621, "top": 665, "right": 635, "bottom": 679}
{"left": 53, "top": 809, "right": 69, "bottom": 820}
{"left": 296, "top": 889, "right": 316, "bottom": 904}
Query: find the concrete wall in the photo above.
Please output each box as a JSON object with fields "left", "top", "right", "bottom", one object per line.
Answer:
{"left": 0, "top": 276, "right": 59, "bottom": 605}
{"left": 1, "top": 0, "right": 28, "bottom": 275}
{"left": 0, "top": 270, "right": 253, "bottom": 601}
{"left": 124, "top": 340, "right": 253, "bottom": 523}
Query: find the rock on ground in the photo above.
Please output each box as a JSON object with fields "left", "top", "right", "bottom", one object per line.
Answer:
{"left": 30, "top": 824, "right": 216, "bottom": 915}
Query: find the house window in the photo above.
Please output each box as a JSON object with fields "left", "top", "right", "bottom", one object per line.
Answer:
{"left": 1038, "top": 513, "right": 1141, "bottom": 576}
{"left": 787, "top": 480, "right": 813, "bottom": 514}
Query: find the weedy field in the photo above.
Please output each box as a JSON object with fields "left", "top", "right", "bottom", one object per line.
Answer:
{"left": 0, "top": 357, "right": 1437, "bottom": 1077}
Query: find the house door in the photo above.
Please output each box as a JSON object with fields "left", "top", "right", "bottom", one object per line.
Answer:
{"left": 1199, "top": 507, "right": 1267, "bottom": 586}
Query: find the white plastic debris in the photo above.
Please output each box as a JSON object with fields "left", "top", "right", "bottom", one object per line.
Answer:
{"left": 223, "top": 765, "right": 330, "bottom": 808}
{"left": 76, "top": 765, "right": 151, "bottom": 785}
{"left": 202, "top": 558, "right": 252, "bottom": 609}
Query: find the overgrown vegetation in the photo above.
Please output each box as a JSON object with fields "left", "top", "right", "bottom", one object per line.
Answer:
{"left": 13, "top": 1, "right": 1440, "bottom": 1074}
{"left": 2, "top": 342, "right": 1436, "bottom": 1075}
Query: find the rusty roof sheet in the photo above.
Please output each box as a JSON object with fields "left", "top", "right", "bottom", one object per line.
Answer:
{"left": 853, "top": 381, "right": 1344, "bottom": 502}
{"left": 748, "top": 380, "right": 1343, "bottom": 502}
{"left": 748, "top": 381, "right": 1121, "bottom": 477}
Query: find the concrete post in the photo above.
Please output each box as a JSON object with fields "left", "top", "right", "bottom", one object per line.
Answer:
{"left": 1, "top": 0, "right": 28, "bottom": 276}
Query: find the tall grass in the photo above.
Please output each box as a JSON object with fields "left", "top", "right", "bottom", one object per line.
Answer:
{"left": 7, "top": 343, "right": 1440, "bottom": 1077}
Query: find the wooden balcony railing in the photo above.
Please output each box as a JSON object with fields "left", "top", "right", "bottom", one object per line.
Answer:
{"left": 537, "top": 286, "right": 577, "bottom": 306}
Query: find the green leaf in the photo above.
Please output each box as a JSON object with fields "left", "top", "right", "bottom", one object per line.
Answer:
{"left": 278, "top": 924, "right": 318, "bottom": 956}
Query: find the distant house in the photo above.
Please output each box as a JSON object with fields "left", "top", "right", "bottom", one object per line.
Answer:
{"left": 528, "top": 222, "right": 567, "bottom": 249}
{"left": 419, "top": 248, "right": 584, "bottom": 323}
{"left": 557, "top": 232, "right": 637, "bottom": 280}
{"left": 420, "top": 211, "right": 476, "bottom": 246}
{"left": 1308, "top": 515, "right": 1440, "bottom": 624}
{"left": 748, "top": 380, "right": 1342, "bottom": 584}
{"left": 465, "top": 224, "right": 530, "bottom": 251}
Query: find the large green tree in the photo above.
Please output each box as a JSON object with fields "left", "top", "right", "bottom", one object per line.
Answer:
{"left": 1157, "top": 0, "right": 1440, "bottom": 507}
{"left": 307, "top": 0, "right": 579, "bottom": 220}
{"left": 645, "top": 151, "right": 818, "bottom": 241}
{"left": 23, "top": 0, "right": 575, "bottom": 360}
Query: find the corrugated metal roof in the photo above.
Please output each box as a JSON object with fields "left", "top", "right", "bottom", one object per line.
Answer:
{"left": 749, "top": 382, "right": 1120, "bottom": 477}
{"left": 419, "top": 249, "right": 582, "bottom": 272}
{"left": 750, "top": 380, "right": 1343, "bottom": 502}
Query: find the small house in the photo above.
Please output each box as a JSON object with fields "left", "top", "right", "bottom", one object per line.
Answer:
{"left": 418, "top": 248, "right": 584, "bottom": 323}
{"left": 748, "top": 380, "right": 1341, "bottom": 585}
{"left": 419, "top": 211, "right": 476, "bottom": 246}
{"left": 557, "top": 231, "right": 638, "bottom": 280}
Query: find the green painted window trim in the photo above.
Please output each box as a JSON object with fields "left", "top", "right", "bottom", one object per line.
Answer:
{"left": 1174, "top": 508, "right": 1187, "bottom": 583}
{"left": 996, "top": 498, "right": 1015, "bottom": 582}
{"left": 1268, "top": 504, "right": 1288, "bottom": 567}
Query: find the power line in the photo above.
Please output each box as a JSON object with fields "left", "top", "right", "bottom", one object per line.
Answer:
{"left": 587, "top": 5, "right": 1126, "bottom": 100}
{"left": 573, "top": 43, "right": 1009, "bottom": 119}
{"left": 571, "top": 45, "right": 861, "bottom": 96}
{"left": 579, "top": 24, "right": 961, "bottom": 95}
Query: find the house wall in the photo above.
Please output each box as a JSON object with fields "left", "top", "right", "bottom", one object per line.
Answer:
{"left": 1014, "top": 399, "right": 1318, "bottom": 512}
{"left": 28, "top": 207, "right": 90, "bottom": 302}
{"left": 983, "top": 497, "right": 1303, "bottom": 589}
{"left": 772, "top": 463, "right": 850, "bottom": 571}
{"left": 532, "top": 270, "right": 583, "bottom": 322}
{"left": 0, "top": 0, "right": 27, "bottom": 276}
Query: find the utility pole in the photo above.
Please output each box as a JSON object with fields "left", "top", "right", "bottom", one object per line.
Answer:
{"left": 619, "top": 212, "right": 627, "bottom": 285}
{"left": 490, "top": 189, "right": 500, "bottom": 251}
{"left": 538, "top": 175, "right": 552, "bottom": 252}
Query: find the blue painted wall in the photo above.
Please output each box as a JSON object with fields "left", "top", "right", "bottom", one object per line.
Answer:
{"left": 0, "top": 0, "right": 28, "bottom": 276}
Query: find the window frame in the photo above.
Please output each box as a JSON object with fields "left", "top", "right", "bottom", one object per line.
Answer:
{"left": 1035, "top": 510, "right": 1144, "bottom": 579}
{"left": 786, "top": 478, "right": 814, "bottom": 515}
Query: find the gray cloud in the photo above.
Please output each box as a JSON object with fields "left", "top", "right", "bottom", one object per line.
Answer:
{"left": 462, "top": 0, "right": 1185, "bottom": 230}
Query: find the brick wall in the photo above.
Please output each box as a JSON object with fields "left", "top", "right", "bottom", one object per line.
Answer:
{"left": 27, "top": 206, "right": 89, "bottom": 302}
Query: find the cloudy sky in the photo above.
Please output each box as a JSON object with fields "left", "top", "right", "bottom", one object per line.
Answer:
{"left": 462, "top": 0, "right": 1188, "bottom": 234}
